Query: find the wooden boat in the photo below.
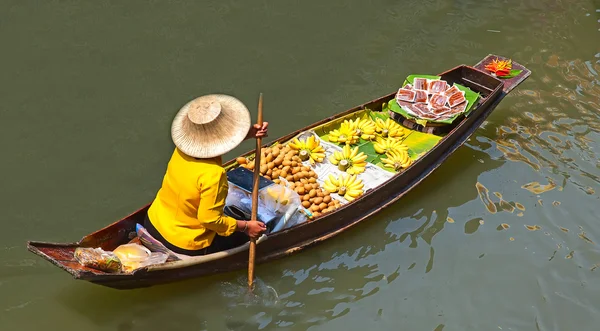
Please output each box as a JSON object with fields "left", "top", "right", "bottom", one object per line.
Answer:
{"left": 27, "top": 55, "right": 530, "bottom": 289}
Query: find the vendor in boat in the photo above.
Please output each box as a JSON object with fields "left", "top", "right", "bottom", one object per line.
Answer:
{"left": 144, "top": 94, "right": 268, "bottom": 256}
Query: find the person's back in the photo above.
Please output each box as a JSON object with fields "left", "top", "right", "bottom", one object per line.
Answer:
{"left": 143, "top": 94, "right": 267, "bottom": 256}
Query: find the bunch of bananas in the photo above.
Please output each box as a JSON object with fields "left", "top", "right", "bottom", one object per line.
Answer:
{"left": 328, "top": 120, "right": 360, "bottom": 145}
{"left": 351, "top": 117, "right": 377, "bottom": 140}
{"left": 288, "top": 135, "right": 326, "bottom": 165}
{"left": 373, "top": 137, "right": 409, "bottom": 154}
{"left": 374, "top": 118, "right": 408, "bottom": 139}
{"left": 381, "top": 149, "right": 412, "bottom": 172}
{"left": 323, "top": 174, "right": 364, "bottom": 201}
{"left": 328, "top": 145, "right": 368, "bottom": 174}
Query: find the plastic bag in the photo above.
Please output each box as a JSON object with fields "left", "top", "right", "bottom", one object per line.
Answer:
{"left": 74, "top": 247, "right": 122, "bottom": 273}
{"left": 225, "top": 183, "right": 278, "bottom": 227}
{"left": 260, "top": 181, "right": 308, "bottom": 232}
{"left": 113, "top": 243, "right": 169, "bottom": 272}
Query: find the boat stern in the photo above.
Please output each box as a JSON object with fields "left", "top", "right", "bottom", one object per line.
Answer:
{"left": 27, "top": 241, "right": 94, "bottom": 279}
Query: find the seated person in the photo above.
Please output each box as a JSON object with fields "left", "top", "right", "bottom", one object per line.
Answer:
{"left": 143, "top": 94, "right": 268, "bottom": 256}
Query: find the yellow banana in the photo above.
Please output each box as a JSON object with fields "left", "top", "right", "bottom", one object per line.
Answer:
{"left": 323, "top": 173, "right": 364, "bottom": 201}
{"left": 287, "top": 135, "right": 326, "bottom": 164}
{"left": 354, "top": 116, "right": 377, "bottom": 140}
{"left": 375, "top": 118, "right": 408, "bottom": 139}
{"left": 373, "top": 137, "right": 409, "bottom": 154}
{"left": 328, "top": 145, "right": 368, "bottom": 174}
{"left": 328, "top": 121, "right": 360, "bottom": 145}
{"left": 381, "top": 149, "right": 412, "bottom": 171}
{"left": 323, "top": 174, "right": 339, "bottom": 193}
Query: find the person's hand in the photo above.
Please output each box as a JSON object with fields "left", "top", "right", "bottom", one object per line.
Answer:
{"left": 246, "top": 122, "right": 269, "bottom": 139}
{"left": 244, "top": 220, "right": 266, "bottom": 239}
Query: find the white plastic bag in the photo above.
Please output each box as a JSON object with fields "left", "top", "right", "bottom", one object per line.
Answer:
{"left": 112, "top": 243, "right": 168, "bottom": 272}
{"left": 225, "top": 183, "right": 279, "bottom": 228}
{"left": 260, "top": 180, "right": 309, "bottom": 232}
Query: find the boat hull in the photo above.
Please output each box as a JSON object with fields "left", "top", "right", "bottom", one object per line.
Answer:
{"left": 27, "top": 55, "right": 530, "bottom": 289}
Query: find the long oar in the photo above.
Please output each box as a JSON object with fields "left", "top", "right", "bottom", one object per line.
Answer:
{"left": 248, "top": 93, "right": 263, "bottom": 290}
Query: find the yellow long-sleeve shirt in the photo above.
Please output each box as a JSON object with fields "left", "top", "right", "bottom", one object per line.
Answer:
{"left": 147, "top": 148, "right": 238, "bottom": 251}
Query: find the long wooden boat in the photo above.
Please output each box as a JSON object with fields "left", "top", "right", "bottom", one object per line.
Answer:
{"left": 27, "top": 55, "right": 530, "bottom": 289}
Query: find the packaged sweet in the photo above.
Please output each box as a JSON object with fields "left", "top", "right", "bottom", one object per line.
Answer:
{"left": 428, "top": 80, "right": 448, "bottom": 94}
{"left": 413, "top": 78, "right": 428, "bottom": 91}
{"left": 432, "top": 106, "right": 450, "bottom": 115}
{"left": 398, "top": 100, "right": 414, "bottom": 108}
{"left": 74, "top": 247, "right": 122, "bottom": 273}
{"left": 399, "top": 101, "right": 417, "bottom": 117}
{"left": 396, "top": 88, "right": 416, "bottom": 102}
{"left": 429, "top": 94, "right": 448, "bottom": 108}
{"left": 411, "top": 103, "right": 430, "bottom": 116}
{"left": 444, "top": 86, "right": 460, "bottom": 96}
{"left": 448, "top": 91, "right": 466, "bottom": 107}
{"left": 414, "top": 90, "right": 428, "bottom": 103}
{"left": 449, "top": 102, "right": 467, "bottom": 114}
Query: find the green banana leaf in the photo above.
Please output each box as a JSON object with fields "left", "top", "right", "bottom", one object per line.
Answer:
{"left": 402, "top": 130, "right": 442, "bottom": 160}
{"left": 370, "top": 129, "right": 442, "bottom": 173}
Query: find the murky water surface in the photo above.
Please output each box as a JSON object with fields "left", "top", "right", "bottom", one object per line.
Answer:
{"left": 1, "top": 1, "right": 599, "bottom": 330}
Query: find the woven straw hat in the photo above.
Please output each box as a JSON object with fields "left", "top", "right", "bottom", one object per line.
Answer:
{"left": 171, "top": 94, "right": 251, "bottom": 158}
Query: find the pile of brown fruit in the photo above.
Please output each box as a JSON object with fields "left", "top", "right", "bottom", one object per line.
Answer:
{"left": 236, "top": 144, "right": 342, "bottom": 218}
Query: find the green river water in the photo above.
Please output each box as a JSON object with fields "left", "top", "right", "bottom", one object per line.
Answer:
{"left": 1, "top": 1, "right": 600, "bottom": 330}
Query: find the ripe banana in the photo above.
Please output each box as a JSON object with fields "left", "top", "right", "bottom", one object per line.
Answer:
{"left": 353, "top": 116, "right": 377, "bottom": 141}
{"left": 374, "top": 118, "right": 408, "bottom": 139}
{"left": 288, "top": 135, "right": 326, "bottom": 164}
{"left": 328, "top": 120, "right": 360, "bottom": 145}
{"left": 373, "top": 136, "right": 409, "bottom": 154}
{"left": 328, "top": 144, "right": 368, "bottom": 174}
{"left": 381, "top": 149, "right": 412, "bottom": 171}
{"left": 323, "top": 173, "right": 364, "bottom": 201}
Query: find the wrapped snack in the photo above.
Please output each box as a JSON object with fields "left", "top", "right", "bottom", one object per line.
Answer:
{"left": 410, "top": 103, "right": 431, "bottom": 116}
{"left": 429, "top": 94, "right": 448, "bottom": 108}
{"left": 448, "top": 102, "right": 467, "bottom": 115}
{"left": 396, "top": 88, "right": 416, "bottom": 102}
{"left": 74, "top": 247, "right": 122, "bottom": 273}
{"left": 414, "top": 90, "right": 428, "bottom": 103}
{"left": 413, "top": 78, "right": 428, "bottom": 91}
{"left": 428, "top": 80, "right": 448, "bottom": 94}
{"left": 447, "top": 91, "right": 466, "bottom": 107}
{"left": 444, "top": 85, "right": 460, "bottom": 96}
{"left": 432, "top": 106, "right": 450, "bottom": 115}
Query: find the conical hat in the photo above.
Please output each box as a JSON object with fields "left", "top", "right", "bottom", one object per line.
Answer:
{"left": 171, "top": 94, "right": 251, "bottom": 158}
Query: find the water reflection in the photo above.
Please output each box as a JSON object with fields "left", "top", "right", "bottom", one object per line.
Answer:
{"left": 3, "top": 0, "right": 600, "bottom": 330}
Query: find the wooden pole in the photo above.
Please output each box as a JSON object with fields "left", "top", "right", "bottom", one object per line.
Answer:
{"left": 248, "top": 93, "right": 263, "bottom": 290}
